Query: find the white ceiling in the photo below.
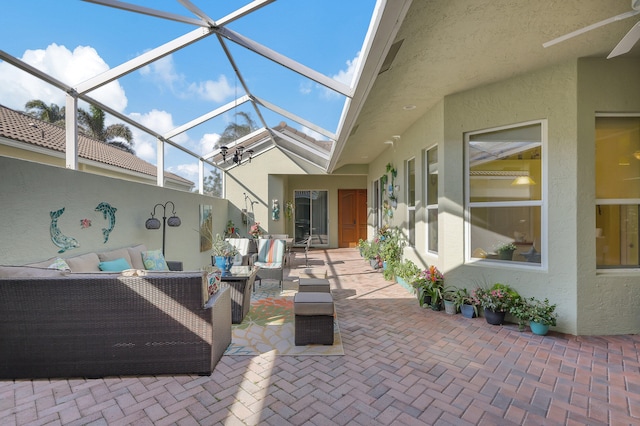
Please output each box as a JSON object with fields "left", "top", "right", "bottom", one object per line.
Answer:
{"left": 333, "top": 0, "right": 640, "bottom": 170}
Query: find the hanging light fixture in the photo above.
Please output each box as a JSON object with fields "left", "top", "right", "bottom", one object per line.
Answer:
{"left": 219, "top": 145, "right": 254, "bottom": 165}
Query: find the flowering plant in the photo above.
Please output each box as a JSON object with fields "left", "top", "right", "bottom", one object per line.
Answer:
{"left": 249, "top": 222, "right": 262, "bottom": 238}
{"left": 472, "top": 283, "right": 519, "bottom": 312}
{"left": 412, "top": 265, "right": 444, "bottom": 308}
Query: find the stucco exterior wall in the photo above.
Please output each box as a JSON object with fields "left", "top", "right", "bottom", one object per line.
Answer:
{"left": 576, "top": 57, "right": 640, "bottom": 335}
{"left": 0, "top": 156, "right": 226, "bottom": 270}
{"left": 367, "top": 58, "right": 640, "bottom": 335}
{"left": 225, "top": 148, "right": 367, "bottom": 247}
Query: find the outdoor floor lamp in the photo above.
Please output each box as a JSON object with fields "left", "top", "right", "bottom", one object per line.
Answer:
{"left": 145, "top": 201, "right": 181, "bottom": 256}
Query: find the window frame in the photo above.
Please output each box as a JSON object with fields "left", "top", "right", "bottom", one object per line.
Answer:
{"left": 464, "top": 119, "right": 547, "bottom": 268}
{"left": 424, "top": 146, "right": 439, "bottom": 254}
{"left": 406, "top": 157, "right": 416, "bottom": 247}
{"left": 595, "top": 112, "right": 640, "bottom": 270}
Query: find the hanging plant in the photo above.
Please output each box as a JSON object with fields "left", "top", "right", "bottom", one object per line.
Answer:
{"left": 285, "top": 201, "right": 294, "bottom": 220}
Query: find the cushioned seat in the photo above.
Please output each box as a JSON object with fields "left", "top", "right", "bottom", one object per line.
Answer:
{"left": 252, "top": 238, "right": 285, "bottom": 287}
{"left": 298, "top": 277, "right": 331, "bottom": 293}
{"left": 294, "top": 292, "right": 334, "bottom": 345}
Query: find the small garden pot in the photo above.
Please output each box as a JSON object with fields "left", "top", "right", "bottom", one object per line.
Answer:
{"left": 422, "top": 295, "right": 432, "bottom": 307}
{"left": 498, "top": 249, "right": 515, "bottom": 260}
{"left": 461, "top": 304, "right": 476, "bottom": 318}
{"left": 529, "top": 321, "right": 550, "bottom": 335}
{"left": 443, "top": 300, "right": 457, "bottom": 315}
{"left": 214, "top": 256, "right": 234, "bottom": 272}
{"left": 483, "top": 308, "right": 506, "bottom": 325}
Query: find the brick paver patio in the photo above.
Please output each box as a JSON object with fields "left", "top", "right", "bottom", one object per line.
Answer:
{"left": 1, "top": 248, "right": 639, "bottom": 425}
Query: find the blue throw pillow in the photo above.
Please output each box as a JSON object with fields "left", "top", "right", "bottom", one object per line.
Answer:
{"left": 142, "top": 249, "right": 169, "bottom": 271}
{"left": 98, "top": 257, "right": 132, "bottom": 272}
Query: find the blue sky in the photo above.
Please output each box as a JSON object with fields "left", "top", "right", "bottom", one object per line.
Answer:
{"left": 0, "top": 1, "right": 376, "bottom": 187}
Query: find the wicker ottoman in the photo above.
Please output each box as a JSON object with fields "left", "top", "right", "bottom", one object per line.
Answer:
{"left": 294, "top": 292, "right": 334, "bottom": 345}
{"left": 298, "top": 277, "right": 331, "bottom": 293}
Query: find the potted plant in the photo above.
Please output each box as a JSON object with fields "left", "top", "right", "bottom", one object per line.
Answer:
{"left": 211, "top": 234, "right": 238, "bottom": 271}
{"left": 526, "top": 297, "right": 557, "bottom": 335}
{"left": 249, "top": 222, "right": 263, "bottom": 239}
{"left": 442, "top": 286, "right": 458, "bottom": 315}
{"left": 472, "top": 283, "right": 520, "bottom": 325}
{"left": 495, "top": 242, "right": 517, "bottom": 260}
{"left": 413, "top": 265, "right": 444, "bottom": 310}
{"left": 378, "top": 226, "right": 405, "bottom": 267}
{"left": 509, "top": 297, "right": 531, "bottom": 331}
{"left": 395, "top": 259, "right": 421, "bottom": 292}
{"left": 452, "top": 287, "right": 478, "bottom": 318}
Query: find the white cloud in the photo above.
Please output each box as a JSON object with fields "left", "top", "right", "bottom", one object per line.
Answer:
{"left": 299, "top": 81, "right": 312, "bottom": 95}
{"left": 333, "top": 50, "right": 361, "bottom": 87}
{"left": 187, "top": 75, "right": 234, "bottom": 103}
{"left": 200, "top": 132, "right": 221, "bottom": 156}
{"left": 139, "top": 54, "right": 183, "bottom": 91}
{"left": 321, "top": 50, "right": 362, "bottom": 99}
{"left": 168, "top": 162, "right": 200, "bottom": 186}
{"left": 0, "top": 43, "right": 127, "bottom": 112}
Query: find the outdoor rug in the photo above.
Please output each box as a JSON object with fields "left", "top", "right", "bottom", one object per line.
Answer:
{"left": 224, "top": 281, "right": 344, "bottom": 356}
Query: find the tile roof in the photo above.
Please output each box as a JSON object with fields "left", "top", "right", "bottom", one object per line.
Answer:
{"left": 0, "top": 104, "right": 193, "bottom": 186}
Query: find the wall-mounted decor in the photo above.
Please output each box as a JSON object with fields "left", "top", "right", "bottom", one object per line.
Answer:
{"left": 50, "top": 207, "right": 79, "bottom": 253}
{"left": 200, "top": 204, "right": 213, "bottom": 252}
{"left": 80, "top": 219, "right": 92, "bottom": 229}
{"left": 272, "top": 199, "right": 280, "bottom": 221}
{"left": 95, "top": 202, "right": 117, "bottom": 243}
{"left": 285, "top": 200, "right": 294, "bottom": 220}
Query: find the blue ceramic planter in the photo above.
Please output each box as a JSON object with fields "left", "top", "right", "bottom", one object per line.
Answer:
{"left": 214, "top": 256, "right": 234, "bottom": 271}
{"left": 529, "top": 321, "right": 550, "bottom": 335}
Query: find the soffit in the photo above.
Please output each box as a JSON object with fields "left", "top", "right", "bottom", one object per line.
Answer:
{"left": 333, "top": 0, "right": 640, "bottom": 170}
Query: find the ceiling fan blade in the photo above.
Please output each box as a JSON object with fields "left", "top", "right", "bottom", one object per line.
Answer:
{"left": 543, "top": 9, "right": 640, "bottom": 48}
{"left": 607, "top": 20, "right": 640, "bottom": 58}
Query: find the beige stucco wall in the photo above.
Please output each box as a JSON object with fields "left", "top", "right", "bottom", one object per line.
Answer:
{"left": 366, "top": 58, "right": 640, "bottom": 335}
{"left": 576, "top": 57, "right": 640, "bottom": 335}
{"left": 0, "top": 156, "right": 227, "bottom": 270}
{"left": 225, "top": 147, "right": 367, "bottom": 247}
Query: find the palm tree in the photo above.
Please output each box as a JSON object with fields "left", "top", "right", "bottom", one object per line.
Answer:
{"left": 78, "top": 105, "right": 135, "bottom": 154}
{"left": 24, "top": 100, "right": 65, "bottom": 126}
{"left": 216, "top": 111, "right": 257, "bottom": 147}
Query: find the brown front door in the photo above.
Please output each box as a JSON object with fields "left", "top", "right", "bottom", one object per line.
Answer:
{"left": 338, "top": 189, "right": 367, "bottom": 248}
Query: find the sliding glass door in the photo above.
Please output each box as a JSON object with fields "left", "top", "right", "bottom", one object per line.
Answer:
{"left": 294, "top": 190, "right": 328, "bottom": 246}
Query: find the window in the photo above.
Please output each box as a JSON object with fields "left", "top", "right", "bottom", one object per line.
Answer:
{"left": 595, "top": 115, "right": 640, "bottom": 268}
{"left": 425, "top": 147, "right": 438, "bottom": 253}
{"left": 294, "top": 190, "right": 329, "bottom": 246}
{"left": 406, "top": 158, "right": 416, "bottom": 246}
{"left": 466, "top": 121, "right": 544, "bottom": 264}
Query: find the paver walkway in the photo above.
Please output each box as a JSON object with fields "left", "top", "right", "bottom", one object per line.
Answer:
{"left": 1, "top": 248, "right": 640, "bottom": 425}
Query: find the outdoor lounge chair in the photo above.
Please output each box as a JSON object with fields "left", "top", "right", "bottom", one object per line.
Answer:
{"left": 252, "top": 238, "right": 286, "bottom": 288}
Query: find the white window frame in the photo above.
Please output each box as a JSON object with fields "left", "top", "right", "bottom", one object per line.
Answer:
{"left": 464, "top": 119, "right": 548, "bottom": 269}
{"left": 424, "top": 146, "right": 438, "bottom": 254}
{"left": 595, "top": 112, "right": 640, "bottom": 271}
{"left": 406, "top": 157, "right": 416, "bottom": 247}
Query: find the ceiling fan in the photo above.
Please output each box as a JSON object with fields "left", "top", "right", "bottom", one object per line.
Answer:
{"left": 543, "top": 0, "right": 640, "bottom": 59}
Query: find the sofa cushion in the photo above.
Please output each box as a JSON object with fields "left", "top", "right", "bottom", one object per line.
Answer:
{"left": 127, "top": 244, "right": 147, "bottom": 270}
{"left": 0, "top": 265, "right": 68, "bottom": 278}
{"left": 99, "top": 257, "right": 132, "bottom": 272}
{"left": 142, "top": 249, "right": 169, "bottom": 271}
{"left": 98, "top": 248, "right": 133, "bottom": 268}
{"left": 65, "top": 252, "right": 101, "bottom": 272}
{"left": 26, "top": 257, "right": 71, "bottom": 271}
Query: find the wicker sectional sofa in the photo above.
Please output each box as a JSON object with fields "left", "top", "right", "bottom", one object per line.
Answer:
{"left": 0, "top": 245, "right": 232, "bottom": 379}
